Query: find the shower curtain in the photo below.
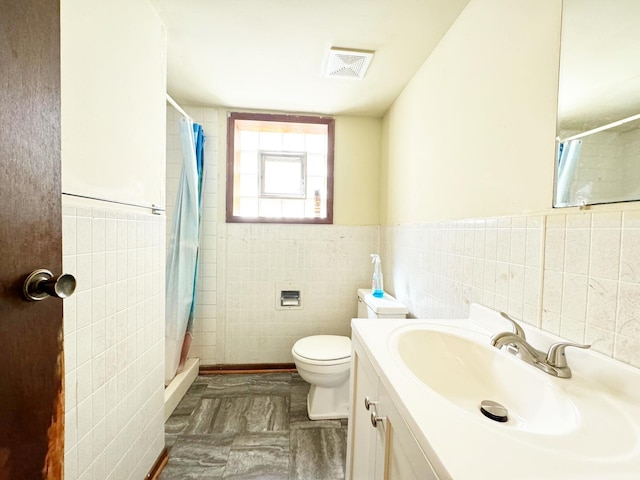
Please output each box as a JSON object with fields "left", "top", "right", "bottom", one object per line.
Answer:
{"left": 165, "top": 116, "right": 205, "bottom": 385}
{"left": 556, "top": 139, "right": 582, "bottom": 206}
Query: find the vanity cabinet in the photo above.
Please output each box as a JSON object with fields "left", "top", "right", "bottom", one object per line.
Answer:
{"left": 346, "top": 337, "right": 439, "bottom": 480}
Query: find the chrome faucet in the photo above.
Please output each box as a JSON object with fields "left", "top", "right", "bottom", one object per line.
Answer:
{"left": 491, "top": 313, "right": 590, "bottom": 379}
{"left": 499, "top": 311, "right": 527, "bottom": 339}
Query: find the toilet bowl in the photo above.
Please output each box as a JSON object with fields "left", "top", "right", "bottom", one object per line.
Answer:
{"left": 292, "top": 289, "right": 408, "bottom": 420}
{"left": 292, "top": 335, "right": 351, "bottom": 419}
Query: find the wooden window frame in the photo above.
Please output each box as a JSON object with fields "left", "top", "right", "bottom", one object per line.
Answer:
{"left": 226, "top": 111, "right": 335, "bottom": 224}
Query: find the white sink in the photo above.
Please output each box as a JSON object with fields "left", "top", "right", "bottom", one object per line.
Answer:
{"left": 352, "top": 308, "right": 640, "bottom": 476}
{"left": 393, "top": 327, "right": 579, "bottom": 434}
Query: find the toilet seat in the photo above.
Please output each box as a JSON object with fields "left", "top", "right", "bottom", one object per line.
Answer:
{"left": 292, "top": 335, "right": 351, "bottom": 365}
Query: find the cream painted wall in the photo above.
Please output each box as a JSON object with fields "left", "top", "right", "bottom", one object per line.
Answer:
{"left": 334, "top": 116, "right": 381, "bottom": 225}
{"left": 61, "top": 0, "right": 166, "bottom": 207}
{"left": 381, "top": 0, "right": 562, "bottom": 225}
{"left": 217, "top": 111, "right": 381, "bottom": 226}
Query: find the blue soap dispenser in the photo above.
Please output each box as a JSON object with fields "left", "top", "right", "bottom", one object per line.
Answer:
{"left": 370, "top": 254, "right": 384, "bottom": 298}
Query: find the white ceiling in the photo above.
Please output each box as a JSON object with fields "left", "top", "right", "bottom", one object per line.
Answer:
{"left": 150, "top": 1, "right": 640, "bottom": 128}
{"left": 150, "top": 0, "right": 470, "bottom": 117}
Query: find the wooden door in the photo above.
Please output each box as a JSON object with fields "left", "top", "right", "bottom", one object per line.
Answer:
{"left": 0, "top": 1, "right": 64, "bottom": 479}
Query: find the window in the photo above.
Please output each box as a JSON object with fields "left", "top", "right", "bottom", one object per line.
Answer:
{"left": 226, "top": 112, "right": 334, "bottom": 223}
{"left": 260, "top": 151, "right": 306, "bottom": 198}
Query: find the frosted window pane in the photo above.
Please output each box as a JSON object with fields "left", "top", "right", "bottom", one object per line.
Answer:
{"left": 305, "top": 134, "right": 327, "bottom": 153}
{"left": 258, "top": 198, "right": 282, "bottom": 217}
{"left": 238, "top": 197, "right": 258, "bottom": 217}
{"left": 239, "top": 151, "right": 258, "bottom": 174}
{"left": 306, "top": 176, "right": 325, "bottom": 196}
{"left": 259, "top": 132, "right": 283, "bottom": 150}
{"left": 240, "top": 130, "right": 259, "bottom": 150}
{"left": 304, "top": 200, "right": 315, "bottom": 217}
{"left": 307, "top": 154, "right": 327, "bottom": 176}
{"left": 282, "top": 133, "right": 305, "bottom": 151}
{"left": 239, "top": 174, "right": 258, "bottom": 196}
{"left": 282, "top": 199, "right": 305, "bottom": 218}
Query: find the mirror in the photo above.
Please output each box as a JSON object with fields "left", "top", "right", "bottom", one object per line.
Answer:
{"left": 554, "top": 0, "right": 640, "bottom": 208}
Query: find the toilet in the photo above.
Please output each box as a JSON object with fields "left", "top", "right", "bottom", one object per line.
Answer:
{"left": 292, "top": 288, "right": 408, "bottom": 420}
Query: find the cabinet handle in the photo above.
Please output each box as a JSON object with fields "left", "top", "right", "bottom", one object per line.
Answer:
{"left": 370, "top": 411, "right": 385, "bottom": 428}
{"left": 364, "top": 397, "right": 378, "bottom": 411}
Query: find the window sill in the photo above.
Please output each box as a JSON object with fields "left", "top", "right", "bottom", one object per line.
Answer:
{"left": 226, "top": 215, "right": 333, "bottom": 225}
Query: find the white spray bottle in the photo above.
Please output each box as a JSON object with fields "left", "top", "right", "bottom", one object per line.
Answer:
{"left": 370, "top": 254, "right": 384, "bottom": 298}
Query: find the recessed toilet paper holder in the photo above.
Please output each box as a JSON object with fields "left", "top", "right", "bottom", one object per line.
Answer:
{"left": 280, "top": 290, "right": 301, "bottom": 307}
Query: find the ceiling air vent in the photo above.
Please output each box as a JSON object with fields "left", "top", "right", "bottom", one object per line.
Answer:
{"left": 325, "top": 47, "right": 374, "bottom": 79}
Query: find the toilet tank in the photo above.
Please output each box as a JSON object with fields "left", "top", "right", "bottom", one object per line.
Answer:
{"left": 356, "top": 288, "right": 408, "bottom": 319}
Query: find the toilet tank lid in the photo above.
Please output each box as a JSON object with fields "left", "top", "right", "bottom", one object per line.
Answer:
{"left": 292, "top": 335, "right": 351, "bottom": 361}
{"left": 364, "top": 292, "right": 409, "bottom": 314}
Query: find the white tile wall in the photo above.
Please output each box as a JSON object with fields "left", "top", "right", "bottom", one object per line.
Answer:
{"left": 382, "top": 210, "right": 640, "bottom": 369}
{"left": 582, "top": 211, "right": 640, "bottom": 365}
{"left": 62, "top": 200, "right": 165, "bottom": 480}
{"left": 222, "top": 223, "right": 379, "bottom": 363}
{"left": 382, "top": 217, "right": 543, "bottom": 324}
{"left": 166, "top": 106, "right": 218, "bottom": 364}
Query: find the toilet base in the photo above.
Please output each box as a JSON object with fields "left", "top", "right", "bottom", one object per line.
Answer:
{"left": 306, "top": 380, "right": 349, "bottom": 420}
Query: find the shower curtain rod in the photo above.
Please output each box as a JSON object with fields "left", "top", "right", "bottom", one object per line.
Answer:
{"left": 560, "top": 112, "right": 640, "bottom": 143}
{"left": 166, "top": 94, "right": 192, "bottom": 121}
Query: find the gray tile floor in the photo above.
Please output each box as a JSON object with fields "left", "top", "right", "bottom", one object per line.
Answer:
{"left": 160, "top": 373, "right": 348, "bottom": 479}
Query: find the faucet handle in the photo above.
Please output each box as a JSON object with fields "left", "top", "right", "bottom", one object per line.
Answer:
{"left": 546, "top": 342, "right": 591, "bottom": 368}
{"left": 499, "top": 312, "right": 526, "bottom": 339}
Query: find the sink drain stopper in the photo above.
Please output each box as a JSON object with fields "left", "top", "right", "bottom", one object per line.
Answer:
{"left": 480, "top": 400, "right": 508, "bottom": 422}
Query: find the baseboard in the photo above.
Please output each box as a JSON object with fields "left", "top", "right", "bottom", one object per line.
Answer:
{"left": 199, "top": 363, "right": 297, "bottom": 375}
{"left": 145, "top": 447, "right": 168, "bottom": 480}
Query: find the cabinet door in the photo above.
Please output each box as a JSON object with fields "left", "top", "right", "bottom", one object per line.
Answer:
{"left": 378, "top": 386, "right": 440, "bottom": 480}
{"left": 347, "top": 349, "right": 379, "bottom": 480}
